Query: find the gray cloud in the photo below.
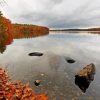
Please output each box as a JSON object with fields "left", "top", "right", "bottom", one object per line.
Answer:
{"left": 1, "top": 0, "right": 100, "bottom": 28}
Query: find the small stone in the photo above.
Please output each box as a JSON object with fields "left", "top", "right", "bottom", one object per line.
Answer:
{"left": 34, "top": 80, "right": 42, "bottom": 86}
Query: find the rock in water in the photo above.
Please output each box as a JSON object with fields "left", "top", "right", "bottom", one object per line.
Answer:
{"left": 34, "top": 80, "right": 42, "bottom": 86}
{"left": 75, "top": 63, "right": 96, "bottom": 92}
{"left": 78, "top": 63, "right": 95, "bottom": 80}
{"left": 28, "top": 52, "right": 43, "bottom": 56}
{"left": 65, "top": 57, "right": 75, "bottom": 64}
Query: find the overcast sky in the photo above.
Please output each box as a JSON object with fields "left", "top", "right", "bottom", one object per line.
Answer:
{"left": 0, "top": 0, "right": 100, "bottom": 28}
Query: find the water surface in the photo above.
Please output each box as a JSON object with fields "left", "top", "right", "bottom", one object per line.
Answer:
{"left": 0, "top": 32, "right": 100, "bottom": 99}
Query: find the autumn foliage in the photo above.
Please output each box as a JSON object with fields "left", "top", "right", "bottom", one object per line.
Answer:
{"left": 12, "top": 24, "right": 49, "bottom": 39}
{"left": 0, "top": 68, "right": 48, "bottom": 100}
{"left": 0, "top": 10, "right": 49, "bottom": 39}
{"left": 0, "top": 16, "right": 13, "bottom": 53}
{"left": 0, "top": 16, "right": 13, "bottom": 44}
{"left": 0, "top": 15, "right": 49, "bottom": 40}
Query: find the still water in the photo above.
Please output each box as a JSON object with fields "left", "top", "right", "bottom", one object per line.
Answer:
{"left": 0, "top": 32, "right": 100, "bottom": 99}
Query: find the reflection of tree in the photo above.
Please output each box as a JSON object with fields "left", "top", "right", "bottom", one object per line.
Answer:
{"left": 0, "top": 11, "right": 3, "bottom": 16}
{"left": 0, "top": 32, "right": 6, "bottom": 53}
{"left": 0, "top": 43, "right": 6, "bottom": 53}
{"left": 0, "top": 31, "right": 13, "bottom": 53}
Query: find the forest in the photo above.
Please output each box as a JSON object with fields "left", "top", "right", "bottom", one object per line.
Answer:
{"left": 13, "top": 24, "right": 49, "bottom": 38}
{"left": 0, "top": 11, "right": 49, "bottom": 38}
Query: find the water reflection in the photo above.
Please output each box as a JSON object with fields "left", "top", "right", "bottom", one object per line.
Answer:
{"left": 50, "top": 31, "right": 100, "bottom": 34}
{"left": 0, "top": 31, "right": 48, "bottom": 54}
{"left": 0, "top": 32, "right": 100, "bottom": 99}
{"left": 0, "top": 32, "right": 13, "bottom": 54}
{"left": 75, "top": 75, "right": 90, "bottom": 93}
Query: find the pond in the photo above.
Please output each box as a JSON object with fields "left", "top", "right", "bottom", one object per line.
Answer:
{"left": 0, "top": 31, "right": 100, "bottom": 99}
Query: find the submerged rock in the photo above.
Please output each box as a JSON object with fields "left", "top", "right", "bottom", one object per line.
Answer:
{"left": 65, "top": 57, "right": 75, "bottom": 64}
{"left": 75, "top": 63, "right": 96, "bottom": 92}
{"left": 34, "top": 80, "right": 42, "bottom": 86}
{"left": 28, "top": 52, "right": 43, "bottom": 56}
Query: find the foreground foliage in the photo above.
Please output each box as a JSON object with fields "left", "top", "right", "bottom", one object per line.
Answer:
{"left": 0, "top": 68, "right": 48, "bottom": 100}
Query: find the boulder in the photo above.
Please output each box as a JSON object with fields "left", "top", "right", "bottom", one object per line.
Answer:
{"left": 75, "top": 63, "right": 96, "bottom": 92}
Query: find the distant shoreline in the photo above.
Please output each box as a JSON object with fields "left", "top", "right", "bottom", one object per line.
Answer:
{"left": 49, "top": 28, "right": 100, "bottom": 32}
{"left": 49, "top": 30, "right": 100, "bottom": 32}
{"left": 49, "top": 30, "right": 100, "bottom": 34}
